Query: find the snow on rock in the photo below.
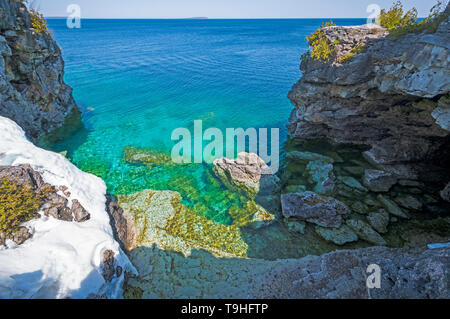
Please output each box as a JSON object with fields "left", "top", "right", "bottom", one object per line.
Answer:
{"left": 0, "top": 116, "right": 135, "bottom": 299}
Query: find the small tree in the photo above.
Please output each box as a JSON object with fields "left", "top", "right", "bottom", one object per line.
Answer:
{"left": 378, "top": 1, "right": 418, "bottom": 31}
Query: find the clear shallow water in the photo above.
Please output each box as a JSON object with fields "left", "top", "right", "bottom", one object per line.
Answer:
{"left": 48, "top": 18, "right": 366, "bottom": 227}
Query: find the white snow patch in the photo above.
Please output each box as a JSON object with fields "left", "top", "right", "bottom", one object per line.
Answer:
{"left": 0, "top": 116, "right": 135, "bottom": 299}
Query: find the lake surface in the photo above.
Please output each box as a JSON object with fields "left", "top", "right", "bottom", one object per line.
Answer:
{"left": 48, "top": 18, "right": 366, "bottom": 227}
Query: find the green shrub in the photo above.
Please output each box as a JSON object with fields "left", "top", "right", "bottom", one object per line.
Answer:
{"left": 388, "top": 1, "right": 448, "bottom": 39}
{"left": 379, "top": 1, "right": 418, "bottom": 31}
{"left": 0, "top": 178, "right": 46, "bottom": 236}
{"left": 305, "top": 21, "right": 337, "bottom": 62}
{"left": 29, "top": 9, "right": 49, "bottom": 34}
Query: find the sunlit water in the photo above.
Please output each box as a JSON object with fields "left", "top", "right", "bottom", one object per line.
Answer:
{"left": 48, "top": 18, "right": 367, "bottom": 259}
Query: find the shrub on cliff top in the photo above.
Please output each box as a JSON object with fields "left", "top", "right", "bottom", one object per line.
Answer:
{"left": 29, "top": 9, "right": 49, "bottom": 34}
{"left": 0, "top": 178, "right": 46, "bottom": 237}
{"left": 387, "top": 1, "right": 448, "bottom": 39}
{"left": 305, "top": 21, "right": 338, "bottom": 62}
{"left": 379, "top": 1, "right": 418, "bottom": 31}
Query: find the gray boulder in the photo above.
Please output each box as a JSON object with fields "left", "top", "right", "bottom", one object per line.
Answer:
{"left": 363, "top": 169, "right": 398, "bottom": 192}
{"left": 346, "top": 219, "right": 387, "bottom": 246}
{"left": 281, "top": 191, "right": 351, "bottom": 228}
{"left": 315, "top": 225, "right": 358, "bottom": 245}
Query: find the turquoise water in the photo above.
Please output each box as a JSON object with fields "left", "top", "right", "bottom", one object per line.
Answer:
{"left": 48, "top": 18, "right": 366, "bottom": 225}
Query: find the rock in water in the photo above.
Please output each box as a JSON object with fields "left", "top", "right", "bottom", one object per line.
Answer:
{"left": 363, "top": 169, "right": 397, "bottom": 192}
{"left": 377, "top": 195, "right": 409, "bottom": 219}
{"left": 315, "top": 225, "right": 358, "bottom": 245}
{"left": 281, "top": 191, "right": 351, "bottom": 228}
{"left": 117, "top": 189, "right": 248, "bottom": 257}
{"left": 367, "top": 209, "right": 390, "bottom": 234}
{"left": 213, "top": 152, "right": 280, "bottom": 199}
{"left": 0, "top": 0, "right": 80, "bottom": 142}
{"left": 346, "top": 219, "right": 387, "bottom": 246}
{"left": 305, "top": 160, "right": 336, "bottom": 195}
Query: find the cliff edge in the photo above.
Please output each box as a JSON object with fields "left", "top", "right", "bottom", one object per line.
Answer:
{"left": 288, "top": 7, "right": 450, "bottom": 184}
{"left": 0, "top": 0, "right": 79, "bottom": 143}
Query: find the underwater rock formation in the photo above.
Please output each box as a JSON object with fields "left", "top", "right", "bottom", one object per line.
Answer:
{"left": 281, "top": 191, "right": 351, "bottom": 228}
{"left": 0, "top": 0, "right": 79, "bottom": 143}
{"left": 115, "top": 189, "right": 249, "bottom": 257}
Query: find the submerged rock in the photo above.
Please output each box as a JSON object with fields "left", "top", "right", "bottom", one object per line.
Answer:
{"left": 305, "top": 160, "right": 336, "bottom": 194}
{"left": 315, "top": 225, "right": 358, "bottom": 245}
{"left": 338, "top": 176, "right": 367, "bottom": 192}
{"left": 363, "top": 169, "right": 397, "bottom": 192}
{"left": 346, "top": 218, "right": 387, "bottom": 246}
{"left": 228, "top": 200, "right": 275, "bottom": 229}
{"left": 281, "top": 191, "right": 351, "bottom": 228}
{"left": 367, "top": 209, "right": 390, "bottom": 234}
{"left": 284, "top": 219, "right": 306, "bottom": 234}
{"left": 285, "top": 151, "right": 334, "bottom": 164}
{"left": 117, "top": 189, "right": 248, "bottom": 257}
{"left": 377, "top": 195, "right": 409, "bottom": 219}
{"left": 213, "top": 152, "right": 280, "bottom": 199}
{"left": 394, "top": 195, "right": 423, "bottom": 211}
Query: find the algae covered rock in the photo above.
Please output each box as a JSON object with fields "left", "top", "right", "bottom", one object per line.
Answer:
{"left": 229, "top": 200, "right": 275, "bottom": 229}
{"left": 281, "top": 191, "right": 351, "bottom": 228}
{"left": 213, "top": 152, "right": 280, "bottom": 199}
{"left": 117, "top": 189, "right": 248, "bottom": 257}
{"left": 123, "top": 146, "right": 174, "bottom": 168}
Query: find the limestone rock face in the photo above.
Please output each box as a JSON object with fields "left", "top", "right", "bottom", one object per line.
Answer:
{"left": 281, "top": 191, "right": 351, "bottom": 228}
{"left": 287, "top": 14, "right": 450, "bottom": 180}
{"left": 125, "top": 245, "right": 449, "bottom": 299}
{"left": 213, "top": 152, "right": 280, "bottom": 199}
{"left": 0, "top": 0, "right": 79, "bottom": 142}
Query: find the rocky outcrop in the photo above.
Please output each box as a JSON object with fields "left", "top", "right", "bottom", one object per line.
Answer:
{"left": 213, "top": 152, "right": 280, "bottom": 199}
{"left": 0, "top": 164, "right": 90, "bottom": 246}
{"left": 281, "top": 191, "right": 351, "bottom": 228}
{"left": 287, "top": 11, "right": 450, "bottom": 181}
{"left": 125, "top": 244, "right": 449, "bottom": 299}
{"left": 0, "top": 0, "right": 80, "bottom": 143}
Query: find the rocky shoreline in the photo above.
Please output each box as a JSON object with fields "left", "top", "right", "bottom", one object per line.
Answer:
{"left": 0, "top": 0, "right": 448, "bottom": 299}
{"left": 0, "top": 0, "right": 80, "bottom": 143}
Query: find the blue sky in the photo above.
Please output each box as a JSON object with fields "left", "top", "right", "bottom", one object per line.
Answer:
{"left": 36, "top": 0, "right": 443, "bottom": 19}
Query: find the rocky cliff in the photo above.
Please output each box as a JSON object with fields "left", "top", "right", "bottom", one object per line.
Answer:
{"left": 0, "top": 0, "right": 79, "bottom": 143}
{"left": 288, "top": 9, "right": 450, "bottom": 184}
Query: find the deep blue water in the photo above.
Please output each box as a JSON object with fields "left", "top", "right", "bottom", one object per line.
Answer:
{"left": 48, "top": 19, "right": 366, "bottom": 224}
